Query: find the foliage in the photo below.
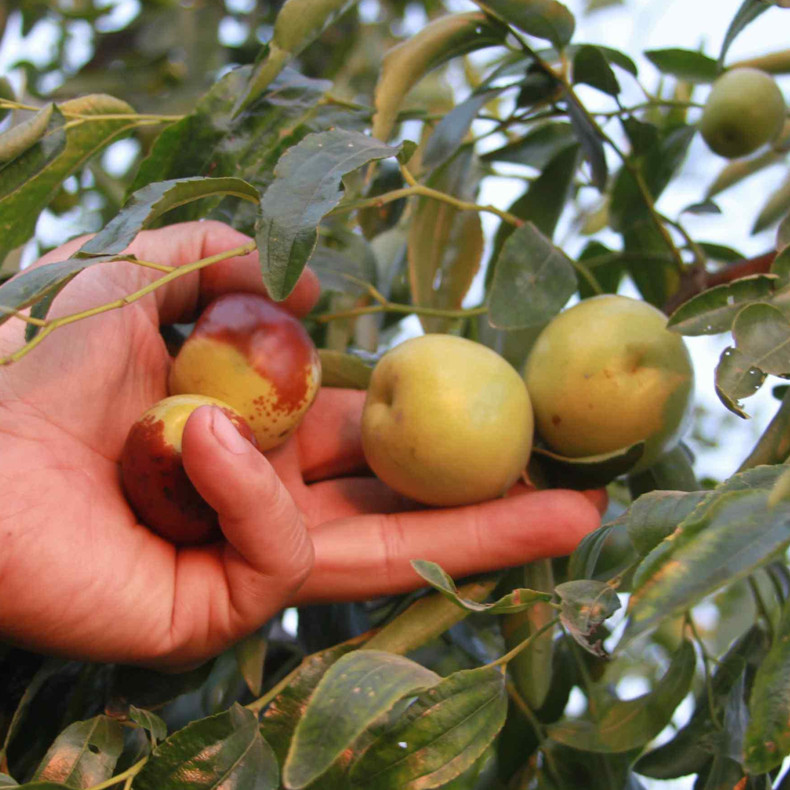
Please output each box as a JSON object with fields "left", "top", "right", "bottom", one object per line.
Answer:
{"left": 2, "top": 0, "right": 790, "bottom": 788}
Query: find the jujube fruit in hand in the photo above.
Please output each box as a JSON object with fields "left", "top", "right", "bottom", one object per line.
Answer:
{"left": 121, "top": 394, "right": 257, "bottom": 545}
{"left": 361, "top": 334, "right": 534, "bottom": 507}
{"left": 700, "top": 67, "right": 786, "bottom": 159}
{"left": 523, "top": 295, "right": 694, "bottom": 473}
{"left": 168, "top": 293, "right": 321, "bottom": 450}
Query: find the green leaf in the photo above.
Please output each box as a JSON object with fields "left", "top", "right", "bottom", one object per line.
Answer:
{"left": 567, "top": 521, "right": 637, "bottom": 582}
{"left": 530, "top": 442, "right": 645, "bottom": 490}
{"left": 565, "top": 90, "right": 608, "bottom": 191}
{"left": 733, "top": 302, "right": 790, "bottom": 376}
{"left": 627, "top": 443, "right": 700, "bottom": 500}
{"left": 778, "top": 212, "right": 790, "bottom": 251}
{"left": 479, "top": 121, "right": 577, "bottom": 168}
{"left": 79, "top": 177, "right": 260, "bottom": 255}
{"left": 423, "top": 87, "right": 503, "bottom": 170}
{"left": 128, "top": 706, "right": 167, "bottom": 745}
{"left": 411, "top": 559, "right": 551, "bottom": 614}
{"left": 349, "top": 666, "right": 507, "bottom": 788}
{"left": 261, "top": 642, "right": 359, "bottom": 765}
{"left": 555, "top": 580, "right": 621, "bottom": 656}
{"left": 32, "top": 716, "right": 124, "bottom": 789}
{"left": 234, "top": 629, "right": 267, "bottom": 698}
{"left": 610, "top": 124, "right": 696, "bottom": 233}
{"left": 715, "top": 345, "right": 767, "bottom": 417}
{"left": 667, "top": 275, "right": 777, "bottom": 336}
{"left": 698, "top": 242, "right": 746, "bottom": 264}
{"left": 719, "top": 0, "right": 770, "bottom": 66}
{"left": 233, "top": 0, "right": 360, "bottom": 116}
{"left": 257, "top": 129, "right": 400, "bottom": 301}
{"left": 705, "top": 147, "right": 784, "bottom": 199}
{"left": 753, "top": 173, "right": 790, "bottom": 235}
{"left": 0, "top": 775, "right": 17, "bottom": 787}
{"left": 637, "top": 626, "right": 766, "bottom": 779}
{"left": 0, "top": 94, "right": 136, "bottom": 263}
{"left": 362, "top": 579, "right": 499, "bottom": 656}
{"left": 0, "top": 659, "right": 66, "bottom": 763}
{"left": 626, "top": 484, "right": 790, "bottom": 642}
{"left": 773, "top": 247, "right": 790, "bottom": 285}
{"left": 108, "top": 661, "right": 215, "bottom": 712}
{"left": 547, "top": 640, "right": 696, "bottom": 752}
{"left": 134, "top": 704, "right": 279, "bottom": 790}
{"left": 473, "top": 0, "right": 575, "bottom": 50}
{"left": 0, "top": 77, "right": 14, "bottom": 124}
{"left": 309, "top": 228, "right": 378, "bottom": 296}
{"left": 745, "top": 599, "right": 790, "bottom": 772}
{"left": 487, "top": 221, "right": 577, "bottom": 329}
{"left": 0, "top": 256, "right": 113, "bottom": 330}
{"left": 317, "top": 350, "right": 372, "bottom": 389}
{"left": 622, "top": 220, "right": 680, "bottom": 308}
{"left": 488, "top": 142, "right": 579, "bottom": 286}
{"left": 371, "top": 12, "right": 506, "bottom": 143}
{"left": 406, "top": 145, "right": 483, "bottom": 334}
{"left": 573, "top": 45, "right": 620, "bottom": 95}
{"left": 0, "top": 104, "right": 66, "bottom": 201}
{"left": 501, "top": 560, "right": 556, "bottom": 710}
{"left": 624, "top": 490, "right": 709, "bottom": 557}
{"left": 282, "top": 651, "right": 440, "bottom": 788}
{"left": 644, "top": 48, "right": 720, "bottom": 82}
{"left": 577, "top": 240, "right": 622, "bottom": 298}
{"left": 130, "top": 67, "right": 350, "bottom": 236}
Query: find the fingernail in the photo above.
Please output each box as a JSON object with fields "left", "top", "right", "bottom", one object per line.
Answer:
{"left": 210, "top": 407, "right": 251, "bottom": 455}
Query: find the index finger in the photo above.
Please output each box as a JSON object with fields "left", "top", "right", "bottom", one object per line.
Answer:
{"left": 293, "top": 486, "right": 604, "bottom": 604}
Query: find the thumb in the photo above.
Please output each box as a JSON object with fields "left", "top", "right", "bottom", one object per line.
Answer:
{"left": 181, "top": 405, "right": 314, "bottom": 616}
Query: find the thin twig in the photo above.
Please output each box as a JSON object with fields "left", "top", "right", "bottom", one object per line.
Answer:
{"left": 0, "top": 242, "right": 256, "bottom": 366}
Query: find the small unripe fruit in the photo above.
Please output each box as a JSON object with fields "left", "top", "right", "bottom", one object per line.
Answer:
{"left": 120, "top": 394, "right": 256, "bottom": 545}
{"left": 700, "top": 68, "right": 786, "bottom": 159}
{"left": 524, "top": 295, "right": 694, "bottom": 473}
{"left": 361, "top": 334, "right": 534, "bottom": 507}
{"left": 168, "top": 293, "right": 321, "bottom": 450}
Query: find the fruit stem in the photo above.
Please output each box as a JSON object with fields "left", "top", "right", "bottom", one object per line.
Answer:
{"left": 487, "top": 617, "right": 560, "bottom": 668}
{"left": 83, "top": 756, "right": 148, "bottom": 790}
{"left": 332, "top": 175, "right": 525, "bottom": 228}
{"left": 314, "top": 301, "right": 489, "bottom": 324}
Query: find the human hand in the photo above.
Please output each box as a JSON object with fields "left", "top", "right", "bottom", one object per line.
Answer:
{"left": 0, "top": 221, "right": 605, "bottom": 669}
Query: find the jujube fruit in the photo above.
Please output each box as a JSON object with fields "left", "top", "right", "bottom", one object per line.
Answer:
{"left": 120, "top": 394, "right": 256, "bottom": 545}
{"left": 700, "top": 67, "right": 786, "bottom": 159}
{"left": 523, "top": 295, "right": 694, "bottom": 473}
{"left": 361, "top": 334, "right": 534, "bottom": 507}
{"left": 168, "top": 293, "right": 321, "bottom": 450}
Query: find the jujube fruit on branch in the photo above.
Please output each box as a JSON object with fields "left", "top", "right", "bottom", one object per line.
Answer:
{"left": 524, "top": 295, "right": 695, "bottom": 473}
{"left": 699, "top": 67, "right": 786, "bottom": 159}
{"left": 361, "top": 334, "right": 534, "bottom": 507}
{"left": 120, "top": 394, "right": 257, "bottom": 545}
{"left": 169, "top": 293, "right": 322, "bottom": 450}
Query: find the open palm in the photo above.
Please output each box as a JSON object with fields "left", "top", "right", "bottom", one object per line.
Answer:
{"left": 0, "top": 221, "right": 605, "bottom": 669}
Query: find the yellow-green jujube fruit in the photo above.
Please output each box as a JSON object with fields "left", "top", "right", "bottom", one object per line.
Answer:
{"left": 361, "top": 334, "right": 534, "bottom": 507}
{"left": 700, "top": 67, "right": 786, "bottom": 159}
{"left": 523, "top": 295, "right": 694, "bottom": 473}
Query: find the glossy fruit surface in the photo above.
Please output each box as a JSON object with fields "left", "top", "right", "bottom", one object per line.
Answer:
{"left": 361, "top": 334, "right": 534, "bottom": 507}
{"left": 168, "top": 293, "right": 321, "bottom": 450}
{"left": 700, "top": 67, "right": 786, "bottom": 158}
{"left": 524, "top": 295, "right": 694, "bottom": 473}
{"left": 121, "top": 394, "right": 256, "bottom": 544}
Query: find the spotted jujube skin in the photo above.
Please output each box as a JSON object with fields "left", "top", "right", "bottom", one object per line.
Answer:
{"left": 168, "top": 294, "right": 321, "bottom": 451}
{"left": 120, "top": 395, "right": 256, "bottom": 545}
